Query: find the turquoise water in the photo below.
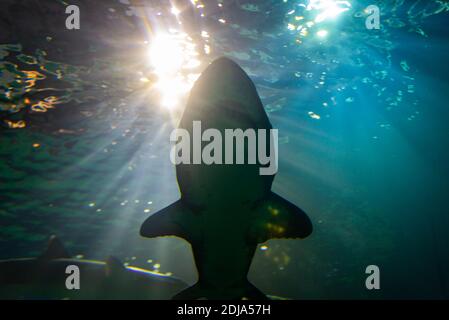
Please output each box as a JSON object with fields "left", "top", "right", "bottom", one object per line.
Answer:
{"left": 0, "top": 0, "right": 448, "bottom": 299}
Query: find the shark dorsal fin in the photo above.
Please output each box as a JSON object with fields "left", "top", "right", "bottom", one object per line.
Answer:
{"left": 39, "top": 235, "right": 70, "bottom": 260}
{"left": 105, "top": 256, "right": 125, "bottom": 277}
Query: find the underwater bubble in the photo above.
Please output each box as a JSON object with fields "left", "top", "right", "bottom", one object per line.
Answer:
{"left": 241, "top": 3, "right": 260, "bottom": 12}
{"left": 316, "top": 30, "right": 328, "bottom": 38}
{"left": 308, "top": 111, "right": 321, "bottom": 120}
{"left": 4, "top": 120, "right": 26, "bottom": 129}
{"left": 17, "top": 54, "right": 38, "bottom": 65}
{"left": 386, "top": 18, "right": 406, "bottom": 28}
{"left": 400, "top": 60, "right": 410, "bottom": 72}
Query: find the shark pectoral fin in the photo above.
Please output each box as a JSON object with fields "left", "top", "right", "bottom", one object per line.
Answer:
{"left": 251, "top": 192, "right": 313, "bottom": 243}
{"left": 140, "top": 199, "right": 192, "bottom": 241}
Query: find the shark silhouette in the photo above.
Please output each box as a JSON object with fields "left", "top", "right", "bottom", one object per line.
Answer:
{"left": 0, "top": 236, "right": 187, "bottom": 299}
{"left": 140, "top": 57, "right": 312, "bottom": 300}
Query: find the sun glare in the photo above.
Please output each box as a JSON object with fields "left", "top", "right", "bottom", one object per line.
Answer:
{"left": 148, "top": 31, "right": 201, "bottom": 110}
{"left": 309, "top": 0, "right": 351, "bottom": 23}
{"left": 287, "top": 0, "right": 351, "bottom": 42}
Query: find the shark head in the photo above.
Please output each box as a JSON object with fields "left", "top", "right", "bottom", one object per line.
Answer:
{"left": 180, "top": 57, "right": 271, "bottom": 130}
{"left": 177, "top": 57, "right": 275, "bottom": 209}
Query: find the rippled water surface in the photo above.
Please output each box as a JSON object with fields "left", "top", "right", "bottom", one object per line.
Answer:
{"left": 1, "top": 0, "right": 449, "bottom": 299}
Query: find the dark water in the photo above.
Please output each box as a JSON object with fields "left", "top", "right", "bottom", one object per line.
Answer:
{"left": 1, "top": 0, "right": 448, "bottom": 299}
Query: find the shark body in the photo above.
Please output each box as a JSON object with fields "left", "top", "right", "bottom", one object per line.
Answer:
{"left": 140, "top": 57, "right": 312, "bottom": 300}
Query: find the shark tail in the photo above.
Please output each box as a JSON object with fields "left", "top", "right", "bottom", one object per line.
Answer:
{"left": 140, "top": 192, "right": 312, "bottom": 300}
{"left": 172, "top": 281, "right": 268, "bottom": 300}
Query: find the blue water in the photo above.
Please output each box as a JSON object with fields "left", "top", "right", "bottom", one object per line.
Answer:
{"left": 0, "top": 0, "right": 448, "bottom": 299}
